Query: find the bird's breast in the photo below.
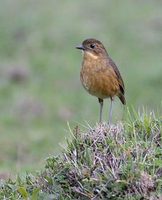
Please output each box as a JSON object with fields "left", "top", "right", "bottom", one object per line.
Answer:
{"left": 80, "top": 58, "right": 119, "bottom": 99}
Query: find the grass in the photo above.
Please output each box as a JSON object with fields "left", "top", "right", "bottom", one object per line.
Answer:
{"left": 0, "top": 110, "right": 161, "bottom": 199}
{"left": 0, "top": 0, "right": 162, "bottom": 174}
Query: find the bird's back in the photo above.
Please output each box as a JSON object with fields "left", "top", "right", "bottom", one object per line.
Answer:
{"left": 108, "top": 57, "right": 126, "bottom": 104}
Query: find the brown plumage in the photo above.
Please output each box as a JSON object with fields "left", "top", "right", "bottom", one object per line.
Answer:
{"left": 76, "top": 38, "right": 126, "bottom": 123}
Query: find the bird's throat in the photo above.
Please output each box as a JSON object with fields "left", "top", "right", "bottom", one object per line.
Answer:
{"left": 84, "top": 51, "right": 99, "bottom": 60}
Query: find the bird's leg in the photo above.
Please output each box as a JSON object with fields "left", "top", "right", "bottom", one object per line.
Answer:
{"left": 108, "top": 97, "right": 114, "bottom": 124}
{"left": 98, "top": 98, "right": 103, "bottom": 123}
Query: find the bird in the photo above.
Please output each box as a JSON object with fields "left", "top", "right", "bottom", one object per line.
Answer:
{"left": 76, "top": 38, "right": 126, "bottom": 124}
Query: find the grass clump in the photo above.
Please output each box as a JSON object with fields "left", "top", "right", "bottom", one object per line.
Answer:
{"left": 0, "top": 112, "right": 162, "bottom": 199}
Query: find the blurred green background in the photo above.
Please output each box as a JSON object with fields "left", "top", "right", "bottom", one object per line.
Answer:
{"left": 0, "top": 0, "right": 162, "bottom": 177}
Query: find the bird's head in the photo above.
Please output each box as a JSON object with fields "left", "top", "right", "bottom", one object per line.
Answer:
{"left": 76, "top": 38, "right": 108, "bottom": 59}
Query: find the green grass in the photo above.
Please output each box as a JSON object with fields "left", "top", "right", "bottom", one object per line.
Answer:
{"left": 0, "top": 0, "right": 162, "bottom": 174}
{"left": 0, "top": 111, "right": 161, "bottom": 199}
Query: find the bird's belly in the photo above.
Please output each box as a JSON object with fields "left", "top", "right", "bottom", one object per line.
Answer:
{"left": 81, "top": 69, "right": 119, "bottom": 99}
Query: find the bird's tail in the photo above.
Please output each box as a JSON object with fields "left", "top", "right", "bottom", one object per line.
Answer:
{"left": 118, "top": 93, "right": 126, "bottom": 105}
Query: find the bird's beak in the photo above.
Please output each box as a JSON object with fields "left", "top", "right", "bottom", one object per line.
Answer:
{"left": 76, "top": 45, "right": 85, "bottom": 50}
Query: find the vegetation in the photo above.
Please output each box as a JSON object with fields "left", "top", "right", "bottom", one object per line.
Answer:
{"left": 0, "top": 1, "right": 161, "bottom": 199}
{"left": 0, "top": 0, "right": 162, "bottom": 174}
{"left": 0, "top": 111, "right": 161, "bottom": 199}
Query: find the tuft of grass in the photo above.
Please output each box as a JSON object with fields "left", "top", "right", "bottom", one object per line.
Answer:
{"left": 0, "top": 111, "right": 162, "bottom": 199}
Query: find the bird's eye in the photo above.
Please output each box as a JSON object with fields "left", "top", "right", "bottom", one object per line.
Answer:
{"left": 90, "top": 44, "right": 95, "bottom": 49}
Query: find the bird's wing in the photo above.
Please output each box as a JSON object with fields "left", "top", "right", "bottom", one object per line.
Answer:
{"left": 108, "top": 57, "right": 125, "bottom": 95}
